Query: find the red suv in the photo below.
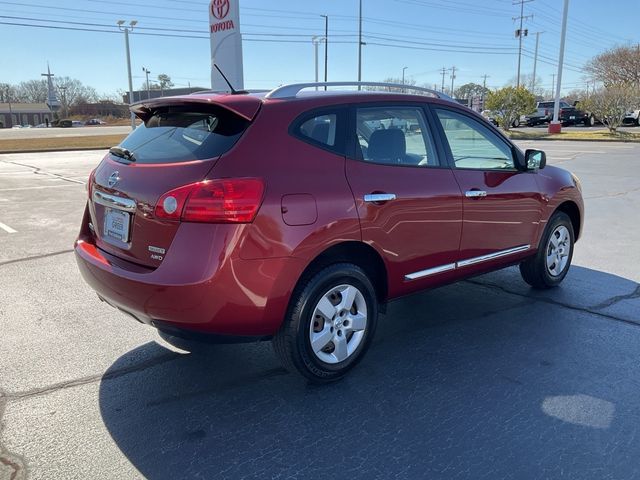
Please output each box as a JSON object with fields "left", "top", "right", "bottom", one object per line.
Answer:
{"left": 75, "top": 82, "right": 584, "bottom": 382}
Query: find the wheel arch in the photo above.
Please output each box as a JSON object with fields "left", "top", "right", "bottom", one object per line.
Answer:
{"left": 555, "top": 200, "right": 581, "bottom": 240}
{"left": 295, "top": 241, "right": 389, "bottom": 308}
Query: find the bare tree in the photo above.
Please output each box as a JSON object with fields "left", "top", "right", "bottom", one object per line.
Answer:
{"left": 16, "top": 79, "right": 48, "bottom": 103}
{"left": 581, "top": 84, "right": 639, "bottom": 133}
{"left": 0, "top": 83, "right": 18, "bottom": 103}
{"left": 55, "top": 77, "right": 98, "bottom": 109}
{"left": 585, "top": 45, "right": 640, "bottom": 87}
{"left": 363, "top": 77, "right": 417, "bottom": 92}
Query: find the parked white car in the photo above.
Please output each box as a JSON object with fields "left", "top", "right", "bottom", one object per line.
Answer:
{"left": 623, "top": 109, "right": 640, "bottom": 126}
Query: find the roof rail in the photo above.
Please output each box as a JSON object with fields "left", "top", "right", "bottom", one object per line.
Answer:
{"left": 265, "top": 82, "right": 454, "bottom": 100}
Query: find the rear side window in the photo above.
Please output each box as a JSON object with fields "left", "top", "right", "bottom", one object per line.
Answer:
{"left": 118, "top": 106, "right": 249, "bottom": 164}
{"left": 299, "top": 114, "right": 337, "bottom": 147}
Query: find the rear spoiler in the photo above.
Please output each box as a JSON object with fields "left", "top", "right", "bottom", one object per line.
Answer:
{"left": 130, "top": 94, "right": 262, "bottom": 123}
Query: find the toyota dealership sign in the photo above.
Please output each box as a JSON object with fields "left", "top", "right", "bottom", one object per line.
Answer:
{"left": 210, "top": 0, "right": 244, "bottom": 91}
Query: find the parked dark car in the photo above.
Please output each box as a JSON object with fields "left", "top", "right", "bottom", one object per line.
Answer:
{"left": 75, "top": 82, "right": 584, "bottom": 382}
{"left": 527, "top": 101, "right": 594, "bottom": 127}
{"left": 57, "top": 119, "right": 73, "bottom": 128}
{"left": 85, "top": 118, "right": 107, "bottom": 126}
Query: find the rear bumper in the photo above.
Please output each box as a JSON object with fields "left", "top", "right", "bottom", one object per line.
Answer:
{"left": 75, "top": 225, "right": 305, "bottom": 337}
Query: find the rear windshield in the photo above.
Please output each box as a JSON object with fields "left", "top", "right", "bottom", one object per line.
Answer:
{"left": 117, "top": 106, "right": 249, "bottom": 164}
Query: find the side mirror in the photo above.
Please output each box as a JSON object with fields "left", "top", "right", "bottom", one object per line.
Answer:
{"left": 524, "top": 149, "right": 546, "bottom": 170}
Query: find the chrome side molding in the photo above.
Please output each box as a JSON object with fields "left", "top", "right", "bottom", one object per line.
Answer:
{"left": 405, "top": 244, "right": 531, "bottom": 281}
{"left": 404, "top": 263, "right": 456, "bottom": 281}
{"left": 456, "top": 244, "right": 530, "bottom": 267}
{"left": 93, "top": 190, "right": 137, "bottom": 212}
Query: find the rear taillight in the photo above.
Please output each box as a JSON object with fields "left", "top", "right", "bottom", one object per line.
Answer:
{"left": 544, "top": 109, "right": 549, "bottom": 116}
{"left": 155, "top": 178, "right": 265, "bottom": 224}
{"left": 87, "top": 168, "right": 96, "bottom": 199}
{"left": 559, "top": 108, "right": 564, "bottom": 116}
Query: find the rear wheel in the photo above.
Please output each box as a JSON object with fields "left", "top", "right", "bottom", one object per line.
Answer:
{"left": 273, "top": 263, "right": 378, "bottom": 382}
{"left": 520, "top": 212, "right": 574, "bottom": 289}
{"left": 586, "top": 115, "right": 595, "bottom": 127}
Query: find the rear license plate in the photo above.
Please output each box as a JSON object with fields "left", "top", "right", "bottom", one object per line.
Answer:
{"left": 104, "top": 208, "right": 130, "bottom": 243}
{"left": 570, "top": 115, "right": 576, "bottom": 120}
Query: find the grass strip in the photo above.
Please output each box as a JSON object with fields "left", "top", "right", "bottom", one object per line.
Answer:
{"left": 0, "top": 134, "right": 127, "bottom": 153}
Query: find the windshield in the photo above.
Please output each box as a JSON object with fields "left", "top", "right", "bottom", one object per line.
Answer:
{"left": 117, "top": 106, "right": 249, "bottom": 164}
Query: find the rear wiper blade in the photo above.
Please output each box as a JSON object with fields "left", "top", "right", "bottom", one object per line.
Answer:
{"left": 109, "top": 146, "right": 136, "bottom": 162}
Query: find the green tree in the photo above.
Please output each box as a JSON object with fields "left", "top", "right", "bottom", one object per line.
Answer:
{"left": 454, "top": 82, "right": 489, "bottom": 100}
{"left": 485, "top": 86, "right": 536, "bottom": 131}
{"left": 157, "top": 74, "right": 174, "bottom": 91}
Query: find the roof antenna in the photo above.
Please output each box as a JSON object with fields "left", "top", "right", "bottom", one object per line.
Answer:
{"left": 214, "top": 64, "right": 247, "bottom": 95}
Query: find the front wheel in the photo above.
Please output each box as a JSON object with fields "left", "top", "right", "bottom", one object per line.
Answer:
{"left": 273, "top": 263, "right": 378, "bottom": 382}
{"left": 520, "top": 212, "right": 575, "bottom": 289}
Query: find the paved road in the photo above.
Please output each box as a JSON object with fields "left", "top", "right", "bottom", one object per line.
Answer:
{"left": 0, "top": 125, "right": 132, "bottom": 140}
{"left": 0, "top": 142, "right": 639, "bottom": 479}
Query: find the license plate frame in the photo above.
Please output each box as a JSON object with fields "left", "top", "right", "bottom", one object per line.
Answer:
{"left": 104, "top": 208, "right": 131, "bottom": 243}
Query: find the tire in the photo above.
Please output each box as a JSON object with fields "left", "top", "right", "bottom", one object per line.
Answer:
{"left": 272, "top": 263, "right": 378, "bottom": 382}
{"left": 636, "top": 116, "right": 640, "bottom": 127}
{"left": 520, "top": 212, "right": 575, "bottom": 289}
{"left": 512, "top": 118, "right": 520, "bottom": 128}
{"left": 586, "top": 115, "right": 595, "bottom": 127}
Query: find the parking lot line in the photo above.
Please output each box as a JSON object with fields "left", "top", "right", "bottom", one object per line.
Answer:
{"left": 0, "top": 221, "right": 17, "bottom": 234}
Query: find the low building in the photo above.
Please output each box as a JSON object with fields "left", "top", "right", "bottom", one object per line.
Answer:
{"left": 0, "top": 103, "right": 53, "bottom": 128}
{"left": 70, "top": 101, "right": 129, "bottom": 118}
{"left": 122, "top": 87, "right": 207, "bottom": 104}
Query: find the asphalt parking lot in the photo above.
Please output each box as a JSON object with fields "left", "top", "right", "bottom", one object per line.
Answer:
{"left": 1, "top": 141, "right": 639, "bottom": 479}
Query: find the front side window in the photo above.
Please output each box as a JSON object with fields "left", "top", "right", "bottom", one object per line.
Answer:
{"left": 355, "top": 106, "right": 438, "bottom": 167}
{"left": 435, "top": 109, "right": 514, "bottom": 170}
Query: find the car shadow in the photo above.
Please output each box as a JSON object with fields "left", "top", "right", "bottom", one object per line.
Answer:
{"left": 99, "top": 265, "right": 640, "bottom": 479}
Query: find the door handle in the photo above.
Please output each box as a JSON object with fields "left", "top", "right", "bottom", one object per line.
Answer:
{"left": 364, "top": 193, "right": 397, "bottom": 203}
{"left": 465, "top": 190, "right": 487, "bottom": 198}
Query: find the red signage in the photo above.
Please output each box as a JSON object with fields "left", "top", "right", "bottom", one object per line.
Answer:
{"left": 211, "top": 0, "right": 230, "bottom": 20}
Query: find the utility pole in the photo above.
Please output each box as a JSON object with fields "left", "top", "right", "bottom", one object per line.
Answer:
{"left": 357, "top": 0, "right": 364, "bottom": 89}
{"left": 440, "top": 67, "right": 448, "bottom": 92}
{"left": 481, "top": 74, "right": 490, "bottom": 110}
{"left": 321, "top": 15, "right": 328, "bottom": 90}
{"left": 531, "top": 31, "right": 543, "bottom": 92}
{"left": 142, "top": 67, "right": 151, "bottom": 99}
{"left": 450, "top": 66, "right": 456, "bottom": 97}
{"left": 549, "top": 0, "right": 569, "bottom": 133}
{"left": 513, "top": 0, "right": 534, "bottom": 88}
{"left": 312, "top": 36, "right": 322, "bottom": 90}
{"left": 118, "top": 20, "right": 137, "bottom": 130}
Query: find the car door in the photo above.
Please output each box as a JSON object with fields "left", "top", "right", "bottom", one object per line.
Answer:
{"left": 431, "top": 106, "right": 544, "bottom": 269}
{"left": 345, "top": 103, "right": 463, "bottom": 298}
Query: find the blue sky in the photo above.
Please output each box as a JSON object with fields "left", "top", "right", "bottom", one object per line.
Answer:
{"left": 0, "top": 0, "right": 638, "bottom": 97}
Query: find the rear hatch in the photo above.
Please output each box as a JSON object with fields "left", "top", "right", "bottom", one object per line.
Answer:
{"left": 88, "top": 97, "right": 260, "bottom": 268}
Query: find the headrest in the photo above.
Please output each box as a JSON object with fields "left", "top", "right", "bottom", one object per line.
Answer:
{"left": 310, "top": 122, "right": 331, "bottom": 144}
{"left": 367, "top": 128, "right": 406, "bottom": 163}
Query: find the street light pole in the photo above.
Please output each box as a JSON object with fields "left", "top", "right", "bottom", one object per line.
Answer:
{"left": 321, "top": 15, "right": 328, "bottom": 90}
{"left": 358, "top": 0, "right": 363, "bottom": 89}
{"left": 312, "top": 36, "right": 321, "bottom": 90}
{"left": 549, "top": 0, "right": 569, "bottom": 134}
{"left": 142, "top": 67, "right": 151, "bottom": 99}
{"left": 118, "top": 20, "right": 138, "bottom": 130}
{"left": 531, "top": 32, "right": 543, "bottom": 92}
